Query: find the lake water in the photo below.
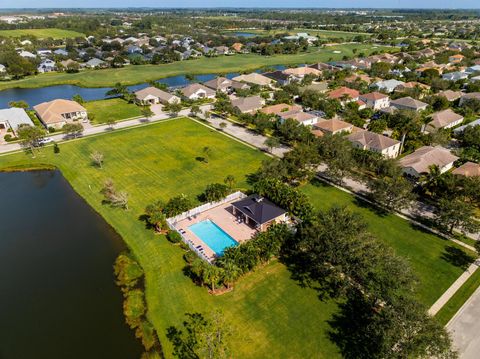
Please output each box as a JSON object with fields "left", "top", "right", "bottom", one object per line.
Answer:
{"left": 0, "top": 171, "right": 143, "bottom": 359}
{"left": 0, "top": 66, "right": 285, "bottom": 108}
{"left": 229, "top": 32, "right": 257, "bottom": 38}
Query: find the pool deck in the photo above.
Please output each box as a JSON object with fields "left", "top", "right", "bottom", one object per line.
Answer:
{"left": 174, "top": 202, "right": 257, "bottom": 261}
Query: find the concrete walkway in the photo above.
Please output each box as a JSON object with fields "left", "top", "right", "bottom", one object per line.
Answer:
{"left": 429, "top": 260, "right": 480, "bottom": 316}
{"left": 447, "top": 280, "right": 480, "bottom": 359}
{"left": 0, "top": 104, "right": 213, "bottom": 155}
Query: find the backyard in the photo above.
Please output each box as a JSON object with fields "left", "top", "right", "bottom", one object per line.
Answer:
{"left": 84, "top": 98, "right": 144, "bottom": 124}
{"left": 0, "top": 117, "right": 473, "bottom": 357}
{"left": 0, "top": 28, "right": 85, "bottom": 39}
{"left": 0, "top": 43, "right": 394, "bottom": 91}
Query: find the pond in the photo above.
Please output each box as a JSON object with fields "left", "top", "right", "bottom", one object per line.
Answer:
{"left": 228, "top": 32, "right": 258, "bottom": 38}
{"left": 0, "top": 170, "right": 143, "bottom": 359}
{"left": 0, "top": 65, "right": 285, "bottom": 108}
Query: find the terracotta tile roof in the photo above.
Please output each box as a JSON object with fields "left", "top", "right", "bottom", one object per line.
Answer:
{"left": 33, "top": 99, "right": 86, "bottom": 125}
{"left": 347, "top": 130, "right": 400, "bottom": 151}
{"left": 438, "top": 90, "right": 463, "bottom": 101}
{"left": 427, "top": 109, "right": 463, "bottom": 129}
{"left": 283, "top": 66, "right": 322, "bottom": 76}
{"left": 452, "top": 162, "right": 480, "bottom": 177}
{"left": 360, "top": 92, "right": 388, "bottom": 101}
{"left": 399, "top": 146, "right": 459, "bottom": 174}
{"left": 328, "top": 87, "right": 359, "bottom": 100}
{"left": 135, "top": 86, "right": 177, "bottom": 102}
{"left": 260, "top": 103, "right": 302, "bottom": 115}
{"left": 313, "top": 119, "right": 353, "bottom": 133}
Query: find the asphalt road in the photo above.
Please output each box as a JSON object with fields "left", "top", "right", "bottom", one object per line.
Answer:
{"left": 447, "top": 282, "right": 480, "bottom": 359}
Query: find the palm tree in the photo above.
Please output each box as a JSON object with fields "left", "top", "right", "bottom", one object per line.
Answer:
{"left": 224, "top": 175, "right": 236, "bottom": 190}
{"left": 105, "top": 82, "right": 127, "bottom": 97}
{"left": 203, "top": 264, "right": 221, "bottom": 291}
{"left": 221, "top": 262, "right": 241, "bottom": 289}
{"left": 190, "top": 104, "right": 200, "bottom": 117}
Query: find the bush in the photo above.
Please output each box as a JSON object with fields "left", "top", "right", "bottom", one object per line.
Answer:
{"left": 114, "top": 252, "right": 144, "bottom": 289}
{"left": 167, "top": 230, "right": 182, "bottom": 243}
{"left": 3, "top": 134, "right": 14, "bottom": 142}
{"left": 183, "top": 250, "right": 197, "bottom": 264}
{"left": 48, "top": 127, "right": 56, "bottom": 133}
{"left": 123, "top": 289, "right": 146, "bottom": 329}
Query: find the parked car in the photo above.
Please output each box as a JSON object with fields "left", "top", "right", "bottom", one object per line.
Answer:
{"left": 39, "top": 137, "right": 54, "bottom": 145}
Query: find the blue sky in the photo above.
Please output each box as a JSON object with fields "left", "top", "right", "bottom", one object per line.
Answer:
{"left": 0, "top": 0, "right": 479, "bottom": 8}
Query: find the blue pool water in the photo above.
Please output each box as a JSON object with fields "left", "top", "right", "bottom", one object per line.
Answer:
{"left": 189, "top": 220, "right": 238, "bottom": 256}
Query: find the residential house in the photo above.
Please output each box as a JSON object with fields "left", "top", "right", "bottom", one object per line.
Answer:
{"left": 359, "top": 92, "right": 390, "bottom": 110}
{"left": 452, "top": 162, "right": 480, "bottom": 177}
{"left": 390, "top": 97, "right": 428, "bottom": 112}
{"left": 298, "top": 82, "right": 329, "bottom": 94}
{"left": 0, "top": 64, "right": 5, "bottom": 73}
{"left": 309, "top": 62, "right": 338, "bottom": 72}
{"left": 399, "top": 146, "right": 459, "bottom": 178}
{"left": 215, "top": 46, "right": 232, "bottom": 55}
{"left": 438, "top": 90, "right": 463, "bottom": 102}
{"left": 84, "top": 58, "right": 106, "bottom": 69}
{"left": 264, "top": 71, "right": 293, "bottom": 86}
{"left": 204, "top": 77, "right": 232, "bottom": 93}
{"left": 372, "top": 79, "right": 405, "bottom": 93}
{"left": 37, "top": 59, "right": 56, "bottom": 73}
{"left": 231, "top": 194, "right": 287, "bottom": 232}
{"left": 232, "top": 73, "right": 273, "bottom": 87}
{"left": 134, "top": 87, "right": 180, "bottom": 105}
{"left": 231, "top": 43, "right": 244, "bottom": 53}
{"left": 34, "top": 99, "right": 88, "bottom": 129}
{"left": 347, "top": 130, "right": 401, "bottom": 158}
{"left": 395, "top": 81, "right": 431, "bottom": 94}
{"left": 453, "top": 119, "right": 480, "bottom": 135}
{"left": 425, "top": 109, "right": 464, "bottom": 132}
{"left": 127, "top": 45, "right": 143, "bottom": 54}
{"left": 54, "top": 48, "right": 69, "bottom": 56}
{"left": 0, "top": 108, "right": 35, "bottom": 135}
{"left": 448, "top": 54, "right": 465, "bottom": 64}
{"left": 230, "top": 80, "right": 250, "bottom": 91}
{"left": 313, "top": 118, "right": 354, "bottom": 135}
{"left": 180, "top": 83, "right": 216, "bottom": 100}
{"left": 442, "top": 71, "right": 469, "bottom": 81}
{"left": 465, "top": 65, "right": 480, "bottom": 74}
{"left": 283, "top": 66, "right": 322, "bottom": 80}
{"left": 328, "top": 87, "right": 360, "bottom": 104}
{"left": 18, "top": 51, "right": 36, "bottom": 59}
{"left": 459, "top": 92, "right": 480, "bottom": 106}
{"left": 37, "top": 49, "right": 52, "bottom": 57}
{"left": 231, "top": 96, "right": 264, "bottom": 114}
{"left": 260, "top": 103, "right": 302, "bottom": 116}
{"left": 279, "top": 110, "right": 318, "bottom": 126}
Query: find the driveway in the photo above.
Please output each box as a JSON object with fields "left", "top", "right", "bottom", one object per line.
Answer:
{"left": 447, "top": 281, "right": 480, "bottom": 359}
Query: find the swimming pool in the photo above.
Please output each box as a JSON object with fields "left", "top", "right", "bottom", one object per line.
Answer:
{"left": 188, "top": 220, "right": 239, "bottom": 256}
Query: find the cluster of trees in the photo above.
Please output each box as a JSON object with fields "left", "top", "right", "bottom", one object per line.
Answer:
{"left": 283, "top": 206, "right": 457, "bottom": 359}
{"left": 114, "top": 252, "right": 162, "bottom": 357}
{"left": 166, "top": 311, "right": 231, "bottom": 359}
{"left": 101, "top": 179, "right": 129, "bottom": 209}
{"left": 144, "top": 194, "right": 193, "bottom": 233}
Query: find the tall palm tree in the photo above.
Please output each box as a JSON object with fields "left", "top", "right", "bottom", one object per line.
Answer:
{"left": 221, "top": 262, "right": 241, "bottom": 289}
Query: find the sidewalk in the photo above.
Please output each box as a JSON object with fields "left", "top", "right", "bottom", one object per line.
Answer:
{"left": 0, "top": 104, "right": 213, "bottom": 155}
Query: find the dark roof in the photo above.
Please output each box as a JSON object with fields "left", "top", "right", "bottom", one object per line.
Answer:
{"left": 231, "top": 195, "right": 286, "bottom": 225}
{"left": 263, "top": 70, "right": 291, "bottom": 82}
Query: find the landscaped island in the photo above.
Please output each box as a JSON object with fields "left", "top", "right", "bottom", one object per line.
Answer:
{"left": 0, "top": 117, "right": 474, "bottom": 358}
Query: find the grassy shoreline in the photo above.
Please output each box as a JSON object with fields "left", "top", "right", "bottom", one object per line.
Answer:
{"left": 0, "top": 44, "right": 395, "bottom": 91}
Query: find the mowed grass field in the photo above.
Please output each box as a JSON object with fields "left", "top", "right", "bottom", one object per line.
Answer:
{"left": 84, "top": 98, "right": 144, "bottom": 124}
{"left": 0, "top": 43, "right": 394, "bottom": 91}
{"left": 0, "top": 118, "right": 341, "bottom": 358}
{"left": 0, "top": 118, "right": 471, "bottom": 357}
{"left": 0, "top": 28, "right": 85, "bottom": 39}
{"left": 301, "top": 180, "right": 476, "bottom": 307}
{"left": 231, "top": 28, "right": 372, "bottom": 40}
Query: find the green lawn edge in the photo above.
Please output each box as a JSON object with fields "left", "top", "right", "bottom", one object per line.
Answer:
{"left": 0, "top": 44, "right": 395, "bottom": 91}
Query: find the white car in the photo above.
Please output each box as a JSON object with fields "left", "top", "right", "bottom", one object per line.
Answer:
{"left": 39, "top": 137, "right": 54, "bottom": 145}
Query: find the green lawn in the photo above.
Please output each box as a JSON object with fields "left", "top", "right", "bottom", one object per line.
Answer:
{"left": 301, "top": 180, "right": 476, "bottom": 307}
{"left": 0, "top": 43, "right": 394, "bottom": 91}
{"left": 84, "top": 98, "right": 143, "bottom": 124}
{"left": 0, "top": 118, "right": 341, "bottom": 358}
{"left": 0, "top": 28, "right": 85, "bottom": 39}
{"left": 0, "top": 118, "right": 472, "bottom": 357}
{"left": 436, "top": 268, "right": 480, "bottom": 326}
{"left": 231, "top": 28, "right": 372, "bottom": 40}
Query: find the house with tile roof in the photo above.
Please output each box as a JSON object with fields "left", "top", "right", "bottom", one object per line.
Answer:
{"left": 359, "top": 92, "right": 390, "bottom": 110}
{"left": 134, "top": 87, "right": 180, "bottom": 105}
{"left": 180, "top": 83, "right": 216, "bottom": 100}
{"left": 312, "top": 119, "right": 354, "bottom": 136}
{"left": 399, "top": 146, "right": 459, "bottom": 178}
{"left": 34, "top": 99, "right": 88, "bottom": 129}
{"left": 328, "top": 87, "right": 360, "bottom": 105}
{"left": 347, "top": 130, "right": 401, "bottom": 158}
{"left": 452, "top": 162, "right": 480, "bottom": 177}
{"left": 426, "top": 109, "right": 464, "bottom": 133}
{"left": 231, "top": 96, "right": 264, "bottom": 114}
{"left": 390, "top": 97, "right": 428, "bottom": 112}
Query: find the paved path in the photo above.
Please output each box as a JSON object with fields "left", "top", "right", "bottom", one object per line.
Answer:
{"left": 0, "top": 104, "right": 212, "bottom": 155}
{"left": 447, "top": 281, "right": 480, "bottom": 359}
{"left": 429, "top": 260, "right": 480, "bottom": 316}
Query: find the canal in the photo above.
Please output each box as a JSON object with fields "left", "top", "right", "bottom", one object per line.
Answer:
{"left": 0, "top": 170, "right": 143, "bottom": 359}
